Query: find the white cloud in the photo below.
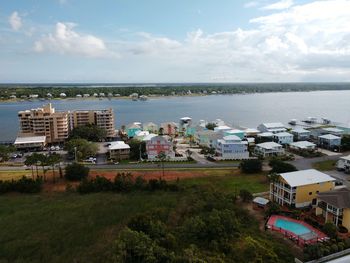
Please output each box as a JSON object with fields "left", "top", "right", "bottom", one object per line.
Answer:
{"left": 9, "top": 11, "right": 22, "bottom": 31}
{"left": 244, "top": 1, "right": 259, "bottom": 8}
{"left": 262, "top": 0, "right": 294, "bottom": 10}
{"left": 34, "top": 22, "right": 118, "bottom": 58}
{"left": 123, "top": 0, "right": 350, "bottom": 82}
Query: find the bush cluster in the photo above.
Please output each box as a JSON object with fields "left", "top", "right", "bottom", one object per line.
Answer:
{"left": 240, "top": 159, "right": 262, "bottom": 174}
{"left": 304, "top": 238, "right": 350, "bottom": 261}
{"left": 113, "top": 189, "right": 294, "bottom": 262}
{"left": 77, "top": 173, "right": 181, "bottom": 194}
{"left": 0, "top": 177, "right": 43, "bottom": 194}
{"left": 269, "top": 159, "right": 297, "bottom": 173}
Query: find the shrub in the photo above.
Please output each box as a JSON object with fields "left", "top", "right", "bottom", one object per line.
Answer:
{"left": 338, "top": 242, "right": 345, "bottom": 251}
{"left": 323, "top": 222, "right": 338, "bottom": 239}
{"left": 330, "top": 244, "right": 338, "bottom": 253}
{"left": 65, "top": 163, "right": 90, "bottom": 181}
{"left": 269, "top": 159, "right": 297, "bottom": 173}
{"left": 0, "top": 177, "right": 42, "bottom": 194}
{"left": 239, "top": 189, "right": 253, "bottom": 202}
{"left": 240, "top": 159, "right": 262, "bottom": 174}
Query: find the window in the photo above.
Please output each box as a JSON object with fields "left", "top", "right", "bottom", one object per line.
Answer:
{"left": 309, "top": 192, "right": 312, "bottom": 195}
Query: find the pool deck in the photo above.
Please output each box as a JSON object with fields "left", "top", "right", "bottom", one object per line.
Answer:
{"left": 267, "top": 215, "right": 328, "bottom": 246}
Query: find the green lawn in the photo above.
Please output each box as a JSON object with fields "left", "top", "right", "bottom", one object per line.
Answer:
{"left": 0, "top": 192, "right": 180, "bottom": 263}
{"left": 179, "top": 173, "right": 269, "bottom": 194}
{"left": 312, "top": 160, "right": 337, "bottom": 171}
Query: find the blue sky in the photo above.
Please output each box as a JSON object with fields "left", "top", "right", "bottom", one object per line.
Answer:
{"left": 1, "top": 0, "right": 350, "bottom": 83}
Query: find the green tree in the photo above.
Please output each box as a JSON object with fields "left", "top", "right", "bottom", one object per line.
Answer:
{"left": 128, "top": 139, "right": 146, "bottom": 160}
{"left": 114, "top": 228, "right": 171, "bottom": 263}
{"left": 0, "top": 145, "right": 15, "bottom": 162}
{"left": 185, "top": 149, "right": 193, "bottom": 160}
{"left": 47, "top": 153, "right": 62, "bottom": 183}
{"left": 341, "top": 135, "right": 350, "bottom": 151}
{"left": 69, "top": 124, "right": 107, "bottom": 141}
{"left": 268, "top": 172, "right": 280, "bottom": 203}
{"left": 240, "top": 159, "right": 262, "bottom": 174}
{"left": 323, "top": 222, "right": 337, "bottom": 239}
{"left": 239, "top": 189, "right": 253, "bottom": 202}
{"left": 36, "top": 154, "right": 49, "bottom": 181}
{"left": 156, "top": 152, "right": 167, "bottom": 179}
{"left": 24, "top": 154, "right": 37, "bottom": 179}
{"left": 65, "top": 162, "right": 90, "bottom": 181}
{"left": 65, "top": 138, "right": 98, "bottom": 161}
{"left": 205, "top": 123, "right": 217, "bottom": 131}
{"left": 269, "top": 159, "right": 297, "bottom": 173}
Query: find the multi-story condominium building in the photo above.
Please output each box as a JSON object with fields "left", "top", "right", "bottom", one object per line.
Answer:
{"left": 216, "top": 135, "right": 249, "bottom": 160}
{"left": 270, "top": 169, "right": 335, "bottom": 208}
{"left": 69, "top": 109, "right": 115, "bottom": 138}
{"left": 17, "top": 104, "right": 115, "bottom": 144}
{"left": 146, "top": 135, "right": 175, "bottom": 160}
{"left": 316, "top": 188, "right": 350, "bottom": 230}
{"left": 17, "top": 103, "right": 69, "bottom": 143}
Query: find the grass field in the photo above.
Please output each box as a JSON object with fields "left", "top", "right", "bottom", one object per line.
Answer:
{"left": 0, "top": 192, "right": 180, "bottom": 263}
{"left": 0, "top": 169, "right": 269, "bottom": 262}
{"left": 179, "top": 173, "right": 269, "bottom": 194}
{"left": 312, "top": 160, "right": 337, "bottom": 171}
{"left": 0, "top": 170, "right": 32, "bottom": 181}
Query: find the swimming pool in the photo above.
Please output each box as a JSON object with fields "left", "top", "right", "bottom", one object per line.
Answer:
{"left": 267, "top": 215, "right": 328, "bottom": 246}
{"left": 274, "top": 218, "right": 311, "bottom": 235}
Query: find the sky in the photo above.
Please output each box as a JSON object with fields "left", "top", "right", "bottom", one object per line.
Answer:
{"left": 0, "top": 0, "right": 350, "bottom": 83}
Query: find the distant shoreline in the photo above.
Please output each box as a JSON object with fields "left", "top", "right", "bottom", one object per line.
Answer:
{"left": 1, "top": 83, "right": 350, "bottom": 102}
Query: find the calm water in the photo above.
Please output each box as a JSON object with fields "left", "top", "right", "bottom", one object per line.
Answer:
{"left": 1, "top": 90, "right": 350, "bottom": 141}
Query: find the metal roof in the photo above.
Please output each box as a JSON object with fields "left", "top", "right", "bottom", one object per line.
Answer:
{"left": 318, "top": 134, "right": 341, "bottom": 140}
{"left": 280, "top": 169, "right": 335, "bottom": 187}
{"left": 109, "top": 141, "right": 130, "bottom": 150}
{"left": 14, "top": 136, "right": 46, "bottom": 144}
{"left": 256, "top": 142, "right": 282, "bottom": 149}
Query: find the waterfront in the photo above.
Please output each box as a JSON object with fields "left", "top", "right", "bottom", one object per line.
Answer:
{"left": 1, "top": 90, "right": 350, "bottom": 141}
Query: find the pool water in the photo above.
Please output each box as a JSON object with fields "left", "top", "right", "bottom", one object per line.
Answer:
{"left": 274, "top": 218, "right": 311, "bottom": 235}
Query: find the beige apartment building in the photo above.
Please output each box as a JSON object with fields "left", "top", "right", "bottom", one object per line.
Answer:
{"left": 69, "top": 109, "right": 115, "bottom": 138}
{"left": 17, "top": 104, "right": 115, "bottom": 144}
{"left": 18, "top": 103, "right": 69, "bottom": 144}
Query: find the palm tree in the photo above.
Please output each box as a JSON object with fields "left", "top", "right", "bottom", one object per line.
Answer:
{"left": 268, "top": 172, "right": 280, "bottom": 203}
{"left": 185, "top": 149, "right": 193, "bottom": 160}
{"left": 37, "top": 154, "right": 48, "bottom": 182}
{"left": 48, "top": 153, "right": 62, "bottom": 183}
{"left": 24, "top": 154, "right": 36, "bottom": 179}
{"left": 156, "top": 152, "right": 167, "bottom": 179}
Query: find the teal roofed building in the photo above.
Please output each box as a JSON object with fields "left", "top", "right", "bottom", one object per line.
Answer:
{"left": 126, "top": 122, "right": 142, "bottom": 138}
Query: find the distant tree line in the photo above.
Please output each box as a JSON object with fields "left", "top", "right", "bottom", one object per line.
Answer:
{"left": 1, "top": 83, "right": 350, "bottom": 99}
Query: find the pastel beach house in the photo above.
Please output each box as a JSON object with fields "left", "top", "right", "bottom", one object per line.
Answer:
{"left": 316, "top": 188, "right": 350, "bottom": 230}
{"left": 108, "top": 141, "right": 130, "bottom": 161}
{"left": 257, "top": 122, "right": 287, "bottom": 134}
{"left": 273, "top": 132, "right": 294, "bottom": 145}
{"left": 146, "top": 135, "right": 175, "bottom": 160}
{"left": 216, "top": 135, "right": 249, "bottom": 160}
{"left": 126, "top": 123, "right": 142, "bottom": 138}
{"left": 254, "top": 142, "right": 284, "bottom": 157}
{"left": 270, "top": 169, "right": 335, "bottom": 208}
